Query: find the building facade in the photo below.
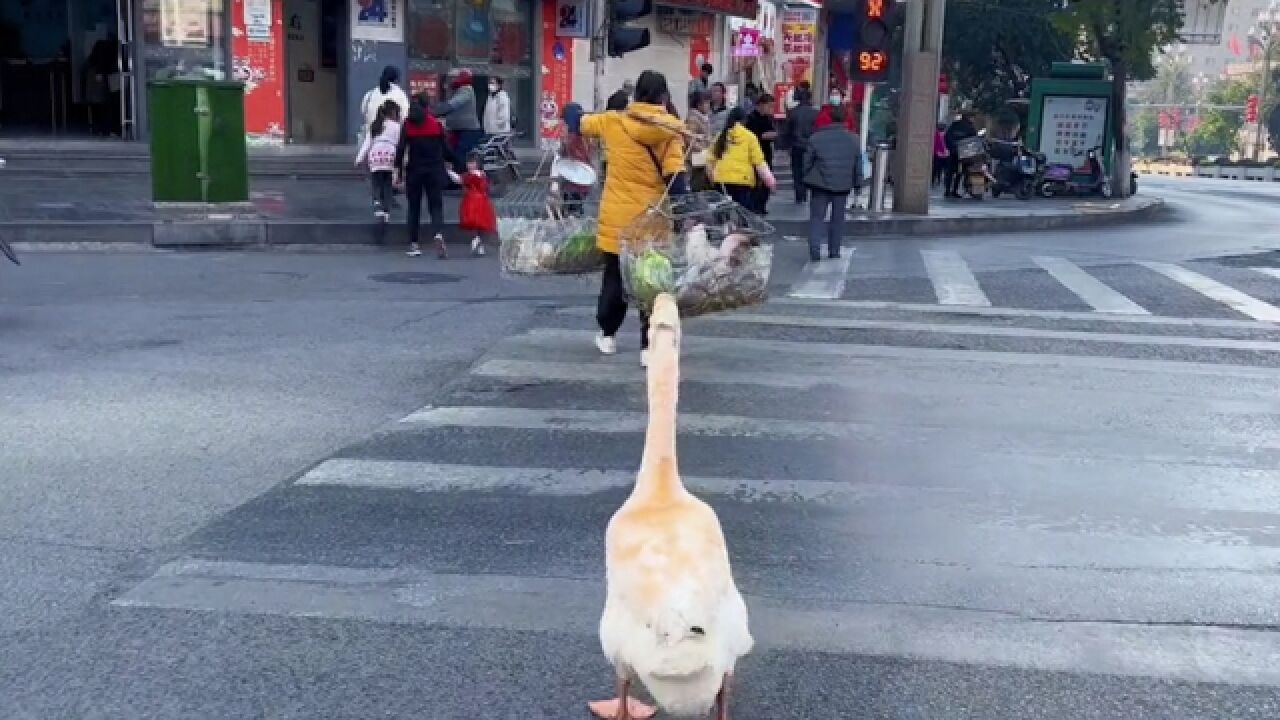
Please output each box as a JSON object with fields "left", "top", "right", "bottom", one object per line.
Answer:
{"left": 0, "top": 0, "right": 826, "bottom": 145}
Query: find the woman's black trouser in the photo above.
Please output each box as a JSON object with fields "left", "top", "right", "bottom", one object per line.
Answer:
{"left": 405, "top": 171, "right": 444, "bottom": 245}
{"left": 598, "top": 252, "right": 650, "bottom": 349}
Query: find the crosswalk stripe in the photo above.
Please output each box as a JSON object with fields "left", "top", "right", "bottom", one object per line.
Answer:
{"left": 520, "top": 327, "right": 1280, "bottom": 379}
{"left": 295, "top": 457, "right": 910, "bottom": 502}
{"left": 713, "top": 313, "right": 1280, "bottom": 352}
{"left": 402, "top": 405, "right": 859, "bottom": 439}
{"left": 395, "top": 404, "right": 1280, "bottom": 463}
{"left": 921, "top": 249, "right": 991, "bottom": 306}
{"left": 551, "top": 306, "right": 1280, "bottom": 352}
{"left": 787, "top": 252, "right": 855, "bottom": 299}
{"left": 113, "top": 557, "right": 1280, "bottom": 687}
{"left": 1141, "top": 262, "right": 1280, "bottom": 322}
{"left": 770, "top": 298, "right": 1280, "bottom": 330}
{"left": 472, "top": 356, "right": 1280, "bottom": 411}
{"left": 1032, "top": 256, "right": 1150, "bottom": 315}
{"left": 1253, "top": 267, "right": 1280, "bottom": 281}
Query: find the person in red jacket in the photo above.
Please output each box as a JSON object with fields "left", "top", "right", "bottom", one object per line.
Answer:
{"left": 395, "top": 94, "right": 459, "bottom": 258}
{"left": 815, "top": 87, "right": 857, "bottom": 132}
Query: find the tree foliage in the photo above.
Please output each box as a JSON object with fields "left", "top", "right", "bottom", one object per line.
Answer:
{"left": 1130, "top": 109, "right": 1160, "bottom": 155}
{"left": 1052, "top": 0, "right": 1225, "bottom": 194}
{"left": 942, "top": 0, "right": 1074, "bottom": 113}
{"left": 1186, "top": 76, "right": 1254, "bottom": 157}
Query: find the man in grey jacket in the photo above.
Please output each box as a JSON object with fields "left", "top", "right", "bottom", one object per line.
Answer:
{"left": 433, "top": 68, "right": 482, "bottom": 173}
{"left": 801, "top": 105, "right": 860, "bottom": 262}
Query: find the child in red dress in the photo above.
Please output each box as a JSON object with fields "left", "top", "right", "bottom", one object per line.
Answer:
{"left": 458, "top": 151, "right": 497, "bottom": 256}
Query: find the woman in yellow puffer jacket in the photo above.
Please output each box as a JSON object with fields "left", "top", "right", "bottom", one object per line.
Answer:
{"left": 709, "top": 106, "right": 777, "bottom": 212}
{"left": 580, "top": 71, "right": 688, "bottom": 366}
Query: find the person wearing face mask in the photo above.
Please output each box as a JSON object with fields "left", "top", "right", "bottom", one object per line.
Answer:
{"left": 483, "top": 77, "right": 512, "bottom": 136}
{"left": 815, "top": 87, "right": 856, "bottom": 132}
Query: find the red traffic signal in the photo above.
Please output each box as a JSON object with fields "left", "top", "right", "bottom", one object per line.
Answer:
{"left": 608, "top": 0, "right": 652, "bottom": 57}
{"left": 851, "top": 0, "right": 892, "bottom": 83}
{"left": 1246, "top": 94, "right": 1259, "bottom": 124}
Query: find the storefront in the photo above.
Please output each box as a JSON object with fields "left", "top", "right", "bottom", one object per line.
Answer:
{"left": 0, "top": 0, "right": 230, "bottom": 139}
{"left": 405, "top": 0, "right": 536, "bottom": 140}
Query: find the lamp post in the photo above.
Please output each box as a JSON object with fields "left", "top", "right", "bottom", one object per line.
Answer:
{"left": 1248, "top": 1, "right": 1280, "bottom": 159}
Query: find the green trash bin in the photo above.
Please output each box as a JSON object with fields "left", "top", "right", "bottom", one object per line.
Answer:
{"left": 148, "top": 79, "right": 249, "bottom": 203}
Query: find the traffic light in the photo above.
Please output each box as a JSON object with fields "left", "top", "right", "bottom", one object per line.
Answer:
{"left": 1245, "top": 94, "right": 1260, "bottom": 124}
{"left": 607, "top": 0, "right": 652, "bottom": 58}
{"left": 851, "top": 0, "right": 892, "bottom": 83}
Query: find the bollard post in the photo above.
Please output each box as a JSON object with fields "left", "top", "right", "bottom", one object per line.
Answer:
{"left": 869, "top": 143, "right": 892, "bottom": 212}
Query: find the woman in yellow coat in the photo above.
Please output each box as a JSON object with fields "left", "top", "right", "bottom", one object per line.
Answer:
{"left": 580, "top": 71, "right": 688, "bottom": 366}
{"left": 709, "top": 106, "right": 776, "bottom": 212}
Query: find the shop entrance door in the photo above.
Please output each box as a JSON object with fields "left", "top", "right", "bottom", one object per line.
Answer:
{"left": 115, "top": 0, "right": 137, "bottom": 139}
{"left": 0, "top": 0, "right": 137, "bottom": 138}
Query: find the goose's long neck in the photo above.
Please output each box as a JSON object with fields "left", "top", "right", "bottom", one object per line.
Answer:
{"left": 636, "top": 324, "right": 683, "bottom": 502}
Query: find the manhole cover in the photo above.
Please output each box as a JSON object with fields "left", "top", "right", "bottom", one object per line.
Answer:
{"left": 368, "top": 272, "right": 462, "bottom": 285}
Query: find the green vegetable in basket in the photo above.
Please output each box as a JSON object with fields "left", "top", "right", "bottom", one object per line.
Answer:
{"left": 559, "top": 230, "right": 597, "bottom": 264}
{"left": 629, "top": 249, "right": 675, "bottom": 307}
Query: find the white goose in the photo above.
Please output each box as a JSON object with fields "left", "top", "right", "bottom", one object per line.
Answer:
{"left": 589, "top": 293, "right": 753, "bottom": 720}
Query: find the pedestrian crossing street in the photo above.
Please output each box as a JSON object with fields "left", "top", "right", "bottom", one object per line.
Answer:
{"left": 112, "top": 282, "right": 1280, "bottom": 700}
{"left": 786, "top": 244, "right": 1280, "bottom": 324}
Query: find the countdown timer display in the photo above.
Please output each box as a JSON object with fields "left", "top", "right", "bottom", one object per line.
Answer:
{"left": 852, "top": 0, "right": 890, "bottom": 83}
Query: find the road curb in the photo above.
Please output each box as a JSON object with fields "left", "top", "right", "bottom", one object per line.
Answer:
{"left": 1, "top": 197, "right": 1168, "bottom": 249}
{"left": 770, "top": 197, "right": 1168, "bottom": 238}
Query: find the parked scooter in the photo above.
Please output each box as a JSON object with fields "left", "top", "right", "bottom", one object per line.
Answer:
{"left": 955, "top": 135, "right": 989, "bottom": 200}
{"left": 987, "top": 138, "right": 1037, "bottom": 200}
{"left": 1038, "top": 145, "right": 1112, "bottom": 198}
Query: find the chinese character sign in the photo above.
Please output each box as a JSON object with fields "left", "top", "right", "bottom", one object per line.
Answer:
{"left": 778, "top": 7, "right": 816, "bottom": 85}
{"left": 539, "top": 0, "right": 573, "bottom": 141}
{"left": 232, "top": 0, "right": 285, "bottom": 144}
{"left": 733, "top": 27, "right": 761, "bottom": 57}
{"left": 1040, "top": 96, "right": 1108, "bottom": 172}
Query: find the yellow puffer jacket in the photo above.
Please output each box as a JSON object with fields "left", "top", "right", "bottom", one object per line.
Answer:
{"left": 580, "top": 102, "right": 686, "bottom": 254}
{"left": 710, "top": 124, "right": 764, "bottom": 187}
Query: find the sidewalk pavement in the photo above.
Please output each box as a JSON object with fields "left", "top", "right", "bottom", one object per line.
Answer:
{"left": 1, "top": 166, "right": 1165, "bottom": 248}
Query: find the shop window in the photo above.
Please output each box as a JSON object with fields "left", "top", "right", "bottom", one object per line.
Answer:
{"left": 407, "top": 0, "right": 533, "bottom": 140}
{"left": 139, "top": 0, "right": 228, "bottom": 80}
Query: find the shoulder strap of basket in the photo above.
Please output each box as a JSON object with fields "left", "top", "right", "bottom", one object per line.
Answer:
{"left": 619, "top": 120, "right": 687, "bottom": 208}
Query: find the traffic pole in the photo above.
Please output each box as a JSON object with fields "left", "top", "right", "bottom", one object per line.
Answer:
{"left": 891, "top": 0, "right": 946, "bottom": 215}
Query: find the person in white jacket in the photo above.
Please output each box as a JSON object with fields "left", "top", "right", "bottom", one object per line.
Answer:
{"left": 483, "top": 77, "right": 512, "bottom": 136}
{"left": 355, "top": 100, "right": 403, "bottom": 221}
{"left": 360, "top": 66, "right": 410, "bottom": 139}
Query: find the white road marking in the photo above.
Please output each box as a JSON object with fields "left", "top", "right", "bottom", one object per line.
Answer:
{"left": 114, "top": 558, "right": 1280, "bottom": 688}
{"left": 715, "top": 313, "right": 1280, "bottom": 352}
{"left": 1032, "top": 256, "right": 1150, "bottom": 315}
{"left": 522, "top": 326, "right": 1280, "bottom": 379}
{"left": 787, "top": 252, "right": 855, "bottom": 300}
{"left": 921, "top": 249, "right": 991, "bottom": 306}
{"left": 1253, "top": 267, "right": 1280, "bottom": 281}
{"left": 401, "top": 405, "right": 857, "bottom": 439}
{"left": 552, "top": 306, "right": 1280, "bottom": 352}
{"left": 295, "top": 457, "right": 916, "bottom": 503}
{"left": 1141, "top": 262, "right": 1280, "bottom": 322}
{"left": 770, "top": 298, "right": 1280, "bottom": 330}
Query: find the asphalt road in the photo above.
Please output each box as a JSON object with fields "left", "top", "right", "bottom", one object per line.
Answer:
{"left": 3, "top": 177, "right": 1280, "bottom": 718}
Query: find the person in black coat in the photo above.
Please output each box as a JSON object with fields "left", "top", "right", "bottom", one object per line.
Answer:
{"left": 784, "top": 87, "right": 819, "bottom": 203}
{"left": 943, "top": 111, "right": 977, "bottom": 198}
{"left": 743, "top": 93, "right": 778, "bottom": 214}
{"left": 395, "top": 94, "right": 459, "bottom": 258}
